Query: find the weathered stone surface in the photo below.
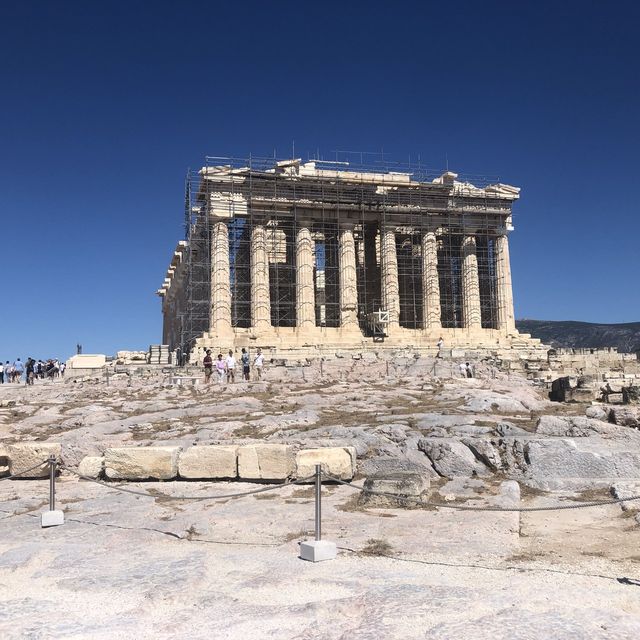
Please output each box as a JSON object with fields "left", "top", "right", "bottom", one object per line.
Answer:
{"left": 609, "top": 406, "right": 640, "bottom": 428}
{"left": 237, "top": 444, "right": 294, "bottom": 481}
{"left": 77, "top": 456, "right": 103, "bottom": 479}
{"left": 462, "top": 438, "right": 503, "bottom": 471}
{"left": 525, "top": 439, "right": 640, "bottom": 481}
{"left": 295, "top": 447, "right": 356, "bottom": 480}
{"left": 536, "top": 415, "right": 640, "bottom": 440}
{"left": 7, "top": 442, "right": 62, "bottom": 478}
{"left": 610, "top": 481, "right": 640, "bottom": 511}
{"left": 178, "top": 445, "right": 238, "bottom": 479}
{"left": 104, "top": 446, "right": 181, "bottom": 480}
{"left": 418, "top": 439, "right": 488, "bottom": 477}
{"left": 360, "top": 472, "right": 429, "bottom": 507}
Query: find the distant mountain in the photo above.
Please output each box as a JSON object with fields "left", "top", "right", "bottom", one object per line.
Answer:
{"left": 516, "top": 320, "right": 640, "bottom": 354}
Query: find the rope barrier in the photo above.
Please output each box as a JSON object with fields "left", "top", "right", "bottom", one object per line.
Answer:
{"left": 321, "top": 472, "right": 640, "bottom": 512}
{"left": 59, "top": 464, "right": 317, "bottom": 501}
{"left": 0, "top": 461, "right": 48, "bottom": 482}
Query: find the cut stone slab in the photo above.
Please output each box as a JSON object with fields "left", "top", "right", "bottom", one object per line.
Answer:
{"left": 178, "top": 445, "right": 238, "bottom": 479}
{"left": 77, "top": 456, "right": 104, "bottom": 479}
{"left": 104, "top": 446, "right": 181, "bottom": 480}
{"left": 360, "top": 472, "right": 429, "bottom": 507}
{"left": 8, "top": 443, "right": 62, "bottom": 478}
{"left": 295, "top": 447, "right": 356, "bottom": 481}
{"left": 237, "top": 444, "right": 295, "bottom": 481}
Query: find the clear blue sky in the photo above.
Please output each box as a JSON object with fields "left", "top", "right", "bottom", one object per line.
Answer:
{"left": 2, "top": 1, "right": 639, "bottom": 360}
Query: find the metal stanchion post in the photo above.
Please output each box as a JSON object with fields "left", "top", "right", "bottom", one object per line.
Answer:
{"left": 299, "top": 464, "right": 336, "bottom": 562}
{"left": 41, "top": 455, "right": 64, "bottom": 528}
{"left": 314, "top": 464, "right": 322, "bottom": 541}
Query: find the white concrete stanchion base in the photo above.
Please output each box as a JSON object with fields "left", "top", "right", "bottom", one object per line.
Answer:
{"left": 299, "top": 540, "right": 337, "bottom": 562}
{"left": 41, "top": 510, "right": 64, "bottom": 528}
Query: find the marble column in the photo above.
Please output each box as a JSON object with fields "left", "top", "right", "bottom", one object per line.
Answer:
{"left": 421, "top": 230, "right": 442, "bottom": 330}
{"left": 381, "top": 224, "right": 400, "bottom": 330}
{"left": 495, "top": 234, "right": 516, "bottom": 332}
{"left": 210, "top": 220, "right": 232, "bottom": 335}
{"left": 250, "top": 221, "right": 271, "bottom": 331}
{"left": 461, "top": 235, "right": 482, "bottom": 329}
{"left": 296, "top": 223, "right": 315, "bottom": 328}
{"left": 339, "top": 223, "right": 359, "bottom": 328}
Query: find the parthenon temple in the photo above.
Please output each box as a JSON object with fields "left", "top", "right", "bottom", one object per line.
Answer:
{"left": 158, "top": 155, "right": 543, "bottom": 361}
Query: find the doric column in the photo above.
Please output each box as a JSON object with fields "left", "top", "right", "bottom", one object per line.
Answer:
{"left": 296, "top": 223, "right": 315, "bottom": 328}
{"left": 339, "top": 223, "right": 359, "bottom": 328}
{"left": 381, "top": 224, "right": 400, "bottom": 330}
{"left": 461, "top": 235, "right": 482, "bottom": 329}
{"left": 422, "top": 230, "right": 441, "bottom": 329}
{"left": 495, "top": 234, "right": 516, "bottom": 332}
{"left": 210, "top": 220, "right": 232, "bottom": 334}
{"left": 250, "top": 221, "right": 271, "bottom": 331}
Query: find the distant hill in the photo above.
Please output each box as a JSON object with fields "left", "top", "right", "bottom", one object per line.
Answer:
{"left": 516, "top": 320, "right": 640, "bottom": 354}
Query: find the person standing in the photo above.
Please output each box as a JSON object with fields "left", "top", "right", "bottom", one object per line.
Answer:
{"left": 436, "top": 337, "right": 444, "bottom": 358}
{"left": 225, "top": 349, "right": 236, "bottom": 383}
{"left": 13, "top": 358, "right": 24, "bottom": 383}
{"left": 5, "top": 361, "right": 12, "bottom": 383}
{"left": 458, "top": 362, "right": 467, "bottom": 378}
{"left": 0, "top": 361, "right": 3, "bottom": 384}
{"left": 215, "top": 353, "right": 225, "bottom": 384}
{"left": 241, "top": 348, "right": 250, "bottom": 381}
{"left": 465, "top": 362, "right": 474, "bottom": 378}
{"left": 25, "top": 358, "right": 35, "bottom": 385}
{"left": 253, "top": 348, "right": 264, "bottom": 380}
{"left": 203, "top": 349, "right": 213, "bottom": 384}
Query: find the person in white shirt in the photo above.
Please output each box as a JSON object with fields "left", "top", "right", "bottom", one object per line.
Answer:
{"left": 436, "top": 337, "right": 444, "bottom": 358}
{"left": 253, "top": 348, "right": 264, "bottom": 380}
{"left": 225, "top": 350, "right": 236, "bottom": 383}
{"left": 458, "top": 362, "right": 467, "bottom": 378}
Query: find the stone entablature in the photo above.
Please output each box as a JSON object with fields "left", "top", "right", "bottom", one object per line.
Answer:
{"left": 159, "top": 158, "right": 532, "bottom": 358}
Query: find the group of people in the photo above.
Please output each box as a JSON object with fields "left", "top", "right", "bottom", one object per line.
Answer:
{"left": 0, "top": 358, "right": 65, "bottom": 384}
{"left": 458, "top": 362, "right": 475, "bottom": 378}
{"left": 203, "top": 348, "right": 265, "bottom": 384}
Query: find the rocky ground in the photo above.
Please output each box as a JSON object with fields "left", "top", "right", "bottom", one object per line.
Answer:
{"left": 1, "top": 355, "right": 640, "bottom": 638}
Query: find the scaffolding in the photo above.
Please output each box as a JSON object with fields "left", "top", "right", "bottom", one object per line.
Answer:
{"left": 168, "top": 152, "right": 514, "bottom": 355}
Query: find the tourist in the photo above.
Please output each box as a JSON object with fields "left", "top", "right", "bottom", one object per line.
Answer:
{"left": 59, "top": 361, "right": 66, "bottom": 377}
{"left": 241, "top": 348, "right": 250, "bottom": 381}
{"left": 25, "top": 358, "right": 35, "bottom": 385}
{"left": 465, "top": 362, "right": 474, "bottom": 378}
{"left": 5, "top": 362, "right": 12, "bottom": 383}
{"left": 458, "top": 362, "right": 467, "bottom": 378}
{"left": 203, "top": 349, "right": 213, "bottom": 383}
{"left": 215, "top": 353, "right": 225, "bottom": 383}
{"left": 225, "top": 349, "right": 236, "bottom": 383}
{"left": 0, "top": 361, "right": 3, "bottom": 384}
{"left": 13, "top": 358, "right": 24, "bottom": 383}
{"left": 436, "top": 336, "right": 444, "bottom": 358}
{"left": 253, "top": 348, "right": 264, "bottom": 380}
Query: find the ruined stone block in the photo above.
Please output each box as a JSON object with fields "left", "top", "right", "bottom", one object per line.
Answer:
{"left": 8, "top": 443, "right": 62, "bottom": 478}
{"left": 295, "top": 447, "right": 357, "bottom": 481}
{"left": 104, "top": 446, "right": 181, "bottom": 480}
{"left": 237, "top": 444, "right": 294, "bottom": 481}
{"left": 78, "top": 456, "right": 104, "bottom": 479}
{"left": 178, "top": 445, "right": 238, "bottom": 479}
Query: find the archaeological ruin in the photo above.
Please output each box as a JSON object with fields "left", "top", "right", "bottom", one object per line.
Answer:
{"left": 158, "top": 155, "right": 547, "bottom": 362}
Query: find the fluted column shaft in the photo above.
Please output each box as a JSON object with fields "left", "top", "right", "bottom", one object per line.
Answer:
{"left": 461, "top": 235, "right": 482, "bottom": 329}
{"left": 339, "top": 224, "right": 359, "bottom": 328}
{"left": 210, "top": 220, "right": 232, "bottom": 334}
{"left": 381, "top": 225, "right": 400, "bottom": 329}
{"left": 250, "top": 222, "right": 271, "bottom": 330}
{"left": 296, "top": 224, "right": 315, "bottom": 328}
{"left": 422, "top": 230, "right": 441, "bottom": 329}
{"left": 496, "top": 234, "right": 516, "bottom": 332}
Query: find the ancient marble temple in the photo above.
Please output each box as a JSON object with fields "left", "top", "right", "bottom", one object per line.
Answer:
{"left": 158, "top": 157, "right": 529, "bottom": 360}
